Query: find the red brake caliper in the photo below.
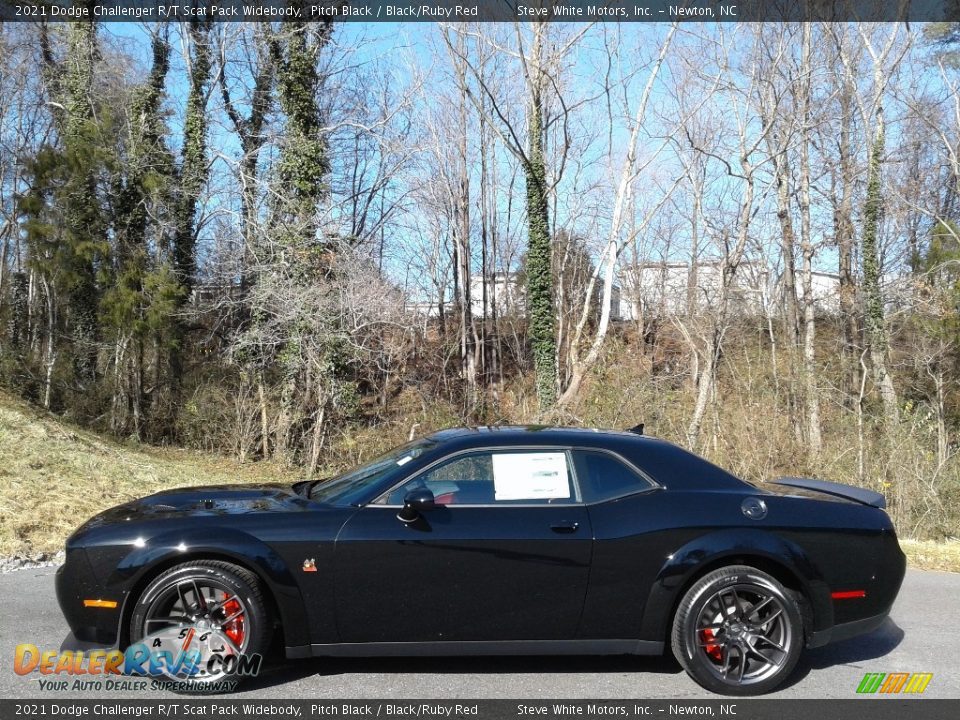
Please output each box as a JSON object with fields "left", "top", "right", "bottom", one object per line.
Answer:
{"left": 220, "top": 598, "right": 245, "bottom": 647}
{"left": 701, "top": 629, "right": 723, "bottom": 661}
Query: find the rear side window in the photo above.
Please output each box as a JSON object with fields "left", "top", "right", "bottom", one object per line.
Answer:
{"left": 573, "top": 450, "right": 655, "bottom": 503}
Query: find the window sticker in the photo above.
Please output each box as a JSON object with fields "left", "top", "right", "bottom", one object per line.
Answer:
{"left": 492, "top": 452, "right": 570, "bottom": 501}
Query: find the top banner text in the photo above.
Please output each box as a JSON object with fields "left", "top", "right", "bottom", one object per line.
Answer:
{"left": 2, "top": 0, "right": 959, "bottom": 23}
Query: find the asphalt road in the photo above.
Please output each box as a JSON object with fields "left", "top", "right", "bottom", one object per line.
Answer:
{"left": 0, "top": 567, "right": 957, "bottom": 700}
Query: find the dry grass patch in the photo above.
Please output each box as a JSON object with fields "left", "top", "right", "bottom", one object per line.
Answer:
{"left": 900, "top": 539, "right": 960, "bottom": 573}
{"left": 2, "top": 389, "right": 958, "bottom": 575}
{"left": 0, "top": 391, "right": 298, "bottom": 557}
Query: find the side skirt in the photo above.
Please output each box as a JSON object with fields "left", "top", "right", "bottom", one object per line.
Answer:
{"left": 806, "top": 610, "right": 890, "bottom": 649}
{"left": 286, "top": 639, "right": 664, "bottom": 660}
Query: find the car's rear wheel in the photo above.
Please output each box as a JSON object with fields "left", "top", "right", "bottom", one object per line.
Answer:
{"left": 129, "top": 560, "right": 271, "bottom": 692}
{"left": 671, "top": 565, "right": 803, "bottom": 695}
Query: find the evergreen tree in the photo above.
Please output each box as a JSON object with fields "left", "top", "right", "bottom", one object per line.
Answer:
{"left": 254, "top": 17, "right": 359, "bottom": 465}
{"left": 166, "top": 21, "right": 213, "bottom": 425}
{"left": 62, "top": 18, "right": 107, "bottom": 384}
{"left": 101, "top": 31, "right": 180, "bottom": 437}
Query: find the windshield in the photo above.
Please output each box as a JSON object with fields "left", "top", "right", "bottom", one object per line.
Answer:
{"left": 307, "top": 439, "right": 437, "bottom": 506}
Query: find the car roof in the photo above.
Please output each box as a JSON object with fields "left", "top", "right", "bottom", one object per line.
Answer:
{"left": 425, "top": 425, "right": 647, "bottom": 448}
{"left": 420, "top": 426, "right": 747, "bottom": 491}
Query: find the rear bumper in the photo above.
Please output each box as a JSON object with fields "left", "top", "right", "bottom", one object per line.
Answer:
{"left": 806, "top": 609, "right": 890, "bottom": 648}
{"left": 806, "top": 530, "right": 905, "bottom": 649}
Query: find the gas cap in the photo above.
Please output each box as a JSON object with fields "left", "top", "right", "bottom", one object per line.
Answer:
{"left": 741, "top": 497, "right": 768, "bottom": 520}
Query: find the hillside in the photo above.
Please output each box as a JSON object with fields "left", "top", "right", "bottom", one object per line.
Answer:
{"left": 0, "top": 390, "right": 957, "bottom": 572}
{"left": 0, "top": 391, "right": 298, "bottom": 558}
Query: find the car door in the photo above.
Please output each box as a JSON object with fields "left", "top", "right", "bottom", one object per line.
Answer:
{"left": 571, "top": 449, "right": 671, "bottom": 640}
{"left": 333, "top": 448, "right": 592, "bottom": 643}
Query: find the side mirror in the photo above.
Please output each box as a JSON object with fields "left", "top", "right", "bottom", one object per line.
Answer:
{"left": 397, "top": 488, "right": 436, "bottom": 524}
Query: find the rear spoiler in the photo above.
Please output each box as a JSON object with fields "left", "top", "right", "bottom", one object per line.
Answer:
{"left": 773, "top": 477, "right": 887, "bottom": 509}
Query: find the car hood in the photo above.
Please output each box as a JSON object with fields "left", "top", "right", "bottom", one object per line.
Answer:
{"left": 80, "top": 484, "right": 312, "bottom": 529}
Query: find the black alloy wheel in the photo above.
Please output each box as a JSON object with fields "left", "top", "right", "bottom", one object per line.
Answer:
{"left": 129, "top": 560, "right": 272, "bottom": 691}
{"left": 671, "top": 565, "right": 803, "bottom": 695}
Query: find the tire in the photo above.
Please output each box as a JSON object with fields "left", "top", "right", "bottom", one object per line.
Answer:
{"left": 129, "top": 560, "right": 272, "bottom": 693}
{"left": 671, "top": 565, "right": 803, "bottom": 696}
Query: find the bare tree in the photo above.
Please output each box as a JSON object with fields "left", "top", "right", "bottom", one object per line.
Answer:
{"left": 797, "top": 24, "right": 823, "bottom": 461}
{"left": 442, "top": 20, "right": 593, "bottom": 412}
{"left": 839, "top": 23, "right": 911, "bottom": 428}
{"left": 826, "top": 26, "right": 863, "bottom": 403}
{"left": 675, "top": 27, "right": 779, "bottom": 449}
{"left": 557, "top": 23, "right": 679, "bottom": 408}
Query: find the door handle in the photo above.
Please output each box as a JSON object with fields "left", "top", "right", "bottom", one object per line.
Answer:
{"left": 550, "top": 522, "right": 580, "bottom": 534}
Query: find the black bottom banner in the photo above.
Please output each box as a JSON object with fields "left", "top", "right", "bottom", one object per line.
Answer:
{"left": 2, "top": 700, "right": 958, "bottom": 720}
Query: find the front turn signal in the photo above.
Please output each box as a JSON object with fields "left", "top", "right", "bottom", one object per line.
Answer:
{"left": 83, "top": 599, "right": 118, "bottom": 609}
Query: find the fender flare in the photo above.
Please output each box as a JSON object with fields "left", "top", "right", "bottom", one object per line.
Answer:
{"left": 638, "top": 528, "right": 833, "bottom": 641}
{"left": 109, "top": 528, "right": 308, "bottom": 647}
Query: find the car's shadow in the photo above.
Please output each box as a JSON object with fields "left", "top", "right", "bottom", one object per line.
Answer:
{"left": 236, "top": 654, "right": 685, "bottom": 694}
{"left": 768, "top": 617, "right": 905, "bottom": 691}
{"left": 61, "top": 619, "right": 905, "bottom": 694}
{"left": 238, "top": 619, "right": 905, "bottom": 693}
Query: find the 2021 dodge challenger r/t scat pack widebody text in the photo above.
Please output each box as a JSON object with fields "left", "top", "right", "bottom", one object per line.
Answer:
{"left": 56, "top": 426, "right": 906, "bottom": 694}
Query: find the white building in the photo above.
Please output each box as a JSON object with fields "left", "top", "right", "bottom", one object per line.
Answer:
{"left": 619, "top": 261, "right": 769, "bottom": 319}
{"left": 470, "top": 272, "right": 623, "bottom": 321}
{"left": 469, "top": 272, "right": 525, "bottom": 319}
{"left": 408, "top": 272, "right": 623, "bottom": 321}
{"left": 791, "top": 271, "right": 842, "bottom": 314}
{"left": 409, "top": 264, "right": 916, "bottom": 322}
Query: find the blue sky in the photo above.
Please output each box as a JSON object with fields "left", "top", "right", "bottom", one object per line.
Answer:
{"left": 89, "top": 21, "right": 948, "bottom": 299}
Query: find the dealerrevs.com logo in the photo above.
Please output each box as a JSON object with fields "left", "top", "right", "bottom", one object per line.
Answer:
{"left": 14, "top": 627, "right": 262, "bottom": 693}
{"left": 856, "top": 672, "right": 933, "bottom": 694}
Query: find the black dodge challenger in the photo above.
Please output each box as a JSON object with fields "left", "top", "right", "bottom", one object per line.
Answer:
{"left": 56, "top": 426, "right": 906, "bottom": 695}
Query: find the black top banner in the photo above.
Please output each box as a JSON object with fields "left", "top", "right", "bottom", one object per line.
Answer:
{"left": 1, "top": 0, "right": 959, "bottom": 23}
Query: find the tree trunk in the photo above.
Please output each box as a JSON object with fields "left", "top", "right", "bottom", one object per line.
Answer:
{"left": 258, "top": 375, "right": 270, "bottom": 459}
{"left": 772, "top": 147, "right": 801, "bottom": 349}
{"left": 41, "top": 276, "right": 56, "bottom": 410}
{"left": 453, "top": 43, "right": 477, "bottom": 414}
{"left": 525, "top": 21, "right": 557, "bottom": 411}
{"left": 934, "top": 365, "right": 947, "bottom": 467}
{"left": 64, "top": 17, "right": 101, "bottom": 385}
{"left": 687, "top": 332, "right": 717, "bottom": 449}
{"left": 835, "top": 64, "right": 859, "bottom": 404}
{"left": 768, "top": 132, "right": 803, "bottom": 443}
{"left": 308, "top": 405, "right": 327, "bottom": 477}
{"left": 798, "top": 24, "right": 822, "bottom": 464}
{"left": 862, "top": 111, "right": 899, "bottom": 427}
{"left": 268, "top": 17, "right": 336, "bottom": 464}
{"left": 0, "top": 222, "right": 9, "bottom": 306}
{"left": 556, "top": 23, "right": 677, "bottom": 408}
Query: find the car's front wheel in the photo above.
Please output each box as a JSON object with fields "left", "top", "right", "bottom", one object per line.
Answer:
{"left": 129, "top": 560, "right": 272, "bottom": 692}
{"left": 671, "top": 565, "right": 803, "bottom": 695}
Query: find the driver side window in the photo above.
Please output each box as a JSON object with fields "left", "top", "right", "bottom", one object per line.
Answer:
{"left": 376, "top": 450, "right": 575, "bottom": 506}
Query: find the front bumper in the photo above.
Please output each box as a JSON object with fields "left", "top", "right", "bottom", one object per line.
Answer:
{"left": 55, "top": 548, "right": 121, "bottom": 645}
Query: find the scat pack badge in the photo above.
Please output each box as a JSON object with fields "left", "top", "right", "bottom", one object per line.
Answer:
{"left": 302, "top": 558, "right": 317, "bottom": 572}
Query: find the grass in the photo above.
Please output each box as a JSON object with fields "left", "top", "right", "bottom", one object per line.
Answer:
{"left": 900, "top": 538, "right": 960, "bottom": 573}
{"left": 0, "top": 389, "right": 958, "bottom": 573}
{"left": 0, "top": 390, "right": 298, "bottom": 557}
